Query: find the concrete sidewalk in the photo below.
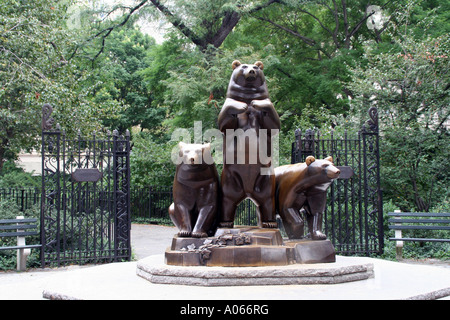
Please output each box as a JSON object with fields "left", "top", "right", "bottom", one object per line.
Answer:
{"left": 41, "top": 254, "right": 450, "bottom": 300}
{"left": 0, "top": 224, "right": 176, "bottom": 300}
{"left": 1, "top": 224, "right": 449, "bottom": 300}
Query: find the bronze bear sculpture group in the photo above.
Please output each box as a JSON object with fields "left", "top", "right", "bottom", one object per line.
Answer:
{"left": 168, "top": 60, "right": 340, "bottom": 240}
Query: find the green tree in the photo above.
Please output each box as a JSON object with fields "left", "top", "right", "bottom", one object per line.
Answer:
{"left": 89, "top": 27, "right": 166, "bottom": 133}
{"left": 130, "top": 131, "right": 175, "bottom": 186}
{"left": 0, "top": 0, "right": 110, "bottom": 173}
{"left": 348, "top": 9, "right": 449, "bottom": 211}
{"left": 241, "top": 0, "right": 402, "bottom": 132}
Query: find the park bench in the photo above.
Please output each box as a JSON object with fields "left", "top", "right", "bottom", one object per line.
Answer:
{"left": 0, "top": 216, "right": 41, "bottom": 271}
{"left": 388, "top": 210, "right": 450, "bottom": 260}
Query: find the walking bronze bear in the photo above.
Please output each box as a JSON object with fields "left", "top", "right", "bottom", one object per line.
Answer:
{"left": 275, "top": 156, "right": 341, "bottom": 240}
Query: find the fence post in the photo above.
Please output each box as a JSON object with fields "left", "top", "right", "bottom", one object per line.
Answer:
{"left": 41, "top": 103, "right": 61, "bottom": 268}
{"left": 149, "top": 186, "right": 152, "bottom": 221}
{"left": 112, "top": 129, "right": 131, "bottom": 261}
{"left": 394, "top": 209, "right": 403, "bottom": 260}
{"left": 16, "top": 216, "right": 31, "bottom": 271}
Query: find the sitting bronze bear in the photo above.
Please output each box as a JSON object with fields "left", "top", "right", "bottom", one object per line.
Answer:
{"left": 169, "top": 142, "right": 219, "bottom": 238}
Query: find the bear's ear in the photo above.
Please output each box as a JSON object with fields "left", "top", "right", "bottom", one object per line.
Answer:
{"left": 178, "top": 141, "right": 187, "bottom": 150}
{"left": 232, "top": 60, "right": 241, "bottom": 70}
{"left": 254, "top": 61, "right": 264, "bottom": 70}
{"left": 202, "top": 143, "right": 211, "bottom": 153}
{"left": 325, "top": 156, "right": 333, "bottom": 163}
{"left": 178, "top": 142, "right": 187, "bottom": 158}
{"left": 305, "top": 156, "right": 315, "bottom": 166}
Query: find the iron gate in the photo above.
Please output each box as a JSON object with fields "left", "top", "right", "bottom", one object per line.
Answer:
{"left": 291, "top": 107, "right": 383, "bottom": 255}
{"left": 40, "top": 104, "right": 131, "bottom": 267}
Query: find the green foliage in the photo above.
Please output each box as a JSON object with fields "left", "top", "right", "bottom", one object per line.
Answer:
{"left": 348, "top": 29, "right": 449, "bottom": 212}
{"left": 0, "top": 0, "right": 110, "bottom": 173}
{"left": 0, "top": 160, "right": 40, "bottom": 188}
{"left": 1, "top": 0, "right": 448, "bottom": 261}
{"left": 0, "top": 171, "right": 40, "bottom": 189}
{"left": 89, "top": 27, "right": 167, "bottom": 133}
{"left": 130, "top": 132, "right": 176, "bottom": 187}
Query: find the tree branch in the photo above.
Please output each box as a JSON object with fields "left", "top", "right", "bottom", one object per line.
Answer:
{"left": 68, "top": 0, "right": 149, "bottom": 61}
{"left": 257, "top": 16, "right": 316, "bottom": 47}
{"left": 341, "top": 0, "right": 349, "bottom": 41}
{"left": 209, "top": 0, "right": 282, "bottom": 49}
{"left": 149, "top": 0, "right": 205, "bottom": 48}
{"left": 248, "top": 0, "right": 283, "bottom": 14}
{"left": 211, "top": 10, "right": 241, "bottom": 48}
{"left": 296, "top": 7, "right": 334, "bottom": 39}
{"left": 347, "top": 0, "right": 396, "bottom": 44}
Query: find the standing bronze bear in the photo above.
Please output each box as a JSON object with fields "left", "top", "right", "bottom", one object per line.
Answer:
{"left": 218, "top": 60, "right": 280, "bottom": 228}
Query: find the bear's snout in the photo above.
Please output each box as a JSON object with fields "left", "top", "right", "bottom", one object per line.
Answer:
{"left": 327, "top": 167, "right": 340, "bottom": 179}
{"left": 244, "top": 67, "right": 258, "bottom": 81}
{"left": 184, "top": 150, "right": 201, "bottom": 165}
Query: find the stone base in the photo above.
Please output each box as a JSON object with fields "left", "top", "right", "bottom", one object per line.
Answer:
{"left": 164, "top": 227, "right": 335, "bottom": 267}
{"left": 137, "top": 254, "right": 374, "bottom": 287}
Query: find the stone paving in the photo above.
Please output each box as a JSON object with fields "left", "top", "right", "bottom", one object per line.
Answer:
{"left": 1, "top": 224, "right": 449, "bottom": 300}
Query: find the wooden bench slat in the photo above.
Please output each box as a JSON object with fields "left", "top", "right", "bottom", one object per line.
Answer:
{"left": 389, "top": 225, "right": 450, "bottom": 230}
{"left": 389, "top": 237, "right": 450, "bottom": 243}
{"left": 388, "top": 212, "right": 450, "bottom": 217}
{"left": 0, "top": 218, "right": 38, "bottom": 224}
{"left": 388, "top": 218, "right": 449, "bottom": 224}
{"left": 0, "top": 231, "right": 39, "bottom": 237}
{"left": 0, "top": 244, "right": 42, "bottom": 251}
{"left": 0, "top": 224, "right": 38, "bottom": 231}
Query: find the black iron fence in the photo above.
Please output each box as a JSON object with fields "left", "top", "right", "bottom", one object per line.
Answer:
{"left": 130, "top": 186, "right": 258, "bottom": 226}
{"left": 1, "top": 186, "right": 258, "bottom": 227}
{"left": 131, "top": 186, "right": 173, "bottom": 224}
{"left": 40, "top": 104, "right": 132, "bottom": 267}
{"left": 0, "top": 187, "right": 41, "bottom": 212}
{"left": 3, "top": 105, "right": 382, "bottom": 268}
{"left": 41, "top": 130, "right": 132, "bottom": 267}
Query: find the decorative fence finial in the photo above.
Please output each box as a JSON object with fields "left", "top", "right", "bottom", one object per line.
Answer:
{"left": 42, "top": 103, "right": 54, "bottom": 131}
{"left": 362, "top": 106, "right": 379, "bottom": 133}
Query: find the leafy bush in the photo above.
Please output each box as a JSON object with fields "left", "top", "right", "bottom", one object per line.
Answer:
{"left": 0, "top": 160, "right": 40, "bottom": 188}
{"left": 130, "top": 132, "right": 176, "bottom": 187}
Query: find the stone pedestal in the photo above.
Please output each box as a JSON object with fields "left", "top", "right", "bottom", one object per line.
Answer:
{"left": 138, "top": 254, "right": 374, "bottom": 287}
{"left": 164, "top": 227, "right": 335, "bottom": 267}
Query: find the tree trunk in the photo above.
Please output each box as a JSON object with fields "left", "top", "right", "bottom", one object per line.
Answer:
{"left": 410, "top": 173, "right": 429, "bottom": 212}
{"left": 0, "top": 145, "right": 6, "bottom": 174}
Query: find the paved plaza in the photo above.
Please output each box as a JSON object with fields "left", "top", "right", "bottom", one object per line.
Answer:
{"left": 0, "top": 224, "right": 449, "bottom": 300}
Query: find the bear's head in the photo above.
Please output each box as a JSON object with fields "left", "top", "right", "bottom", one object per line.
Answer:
{"left": 226, "top": 60, "right": 269, "bottom": 102}
{"left": 177, "top": 142, "right": 213, "bottom": 166}
{"left": 305, "top": 156, "right": 341, "bottom": 180}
